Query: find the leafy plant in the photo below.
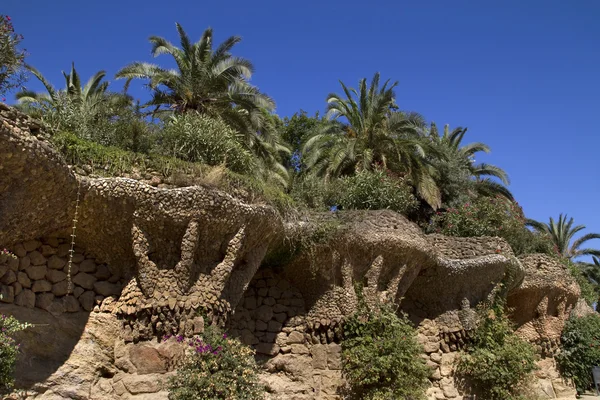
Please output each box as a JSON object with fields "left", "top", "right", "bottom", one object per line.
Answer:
{"left": 335, "top": 169, "right": 419, "bottom": 214}
{"left": 424, "top": 122, "right": 513, "bottom": 205}
{"left": 0, "top": 15, "right": 26, "bottom": 96}
{"left": 167, "top": 325, "right": 264, "bottom": 400}
{"left": 526, "top": 214, "right": 600, "bottom": 260}
{"left": 158, "top": 112, "right": 255, "bottom": 173}
{"left": 566, "top": 261, "right": 598, "bottom": 306}
{"left": 302, "top": 73, "right": 441, "bottom": 209}
{"left": 16, "top": 63, "right": 130, "bottom": 141}
{"left": 0, "top": 313, "right": 31, "bottom": 393}
{"left": 556, "top": 314, "right": 600, "bottom": 394}
{"left": 457, "top": 303, "right": 537, "bottom": 400}
{"left": 342, "top": 301, "right": 430, "bottom": 400}
{"left": 427, "top": 196, "right": 555, "bottom": 256}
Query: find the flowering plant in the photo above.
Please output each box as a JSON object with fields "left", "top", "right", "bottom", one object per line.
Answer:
{"left": 0, "top": 313, "right": 31, "bottom": 393}
{"left": 0, "top": 249, "right": 17, "bottom": 264}
{"left": 557, "top": 314, "right": 600, "bottom": 394}
{"left": 0, "top": 15, "right": 27, "bottom": 96}
{"left": 427, "top": 196, "right": 555, "bottom": 256}
{"left": 167, "top": 325, "right": 264, "bottom": 400}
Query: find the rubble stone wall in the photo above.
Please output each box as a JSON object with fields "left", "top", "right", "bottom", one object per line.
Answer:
{"left": 2, "top": 237, "right": 123, "bottom": 314}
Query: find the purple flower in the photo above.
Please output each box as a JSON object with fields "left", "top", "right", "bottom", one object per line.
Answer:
{"left": 176, "top": 335, "right": 184, "bottom": 343}
{"left": 222, "top": 333, "right": 227, "bottom": 339}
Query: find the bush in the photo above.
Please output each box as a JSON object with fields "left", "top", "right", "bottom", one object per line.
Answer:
{"left": 567, "top": 262, "right": 598, "bottom": 307}
{"left": 335, "top": 170, "right": 419, "bottom": 214}
{"left": 342, "top": 302, "right": 430, "bottom": 399}
{"left": 0, "top": 312, "right": 30, "bottom": 393}
{"left": 158, "top": 113, "right": 255, "bottom": 174}
{"left": 427, "top": 196, "right": 555, "bottom": 256}
{"left": 289, "top": 173, "right": 338, "bottom": 210}
{"left": 167, "top": 325, "right": 264, "bottom": 400}
{"left": 457, "top": 303, "right": 537, "bottom": 400}
{"left": 0, "top": 14, "right": 26, "bottom": 96}
{"left": 556, "top": 314, "right": 600, "bottom": 393}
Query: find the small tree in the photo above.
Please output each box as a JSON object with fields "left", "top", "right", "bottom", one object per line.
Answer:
{"left": 0, "top": 15, "right": 26, "bottom": 97}
{"left": 457, "top": 302, "right": 537, "bottom": 400}
{"left": 557, "top": 314, "right": 600, "bottom": 394}
{"left": 342, "top": 301, "right": 430, "bottom": 399}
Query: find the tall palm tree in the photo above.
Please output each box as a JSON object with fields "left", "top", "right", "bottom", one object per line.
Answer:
{"left": 303, "top": 73, "right": 442, "bottom": 209}
{"left": 426, "top": 123, "right": 513, "bottom": 201}
{"left": 115, "top": 24, "right": 274, "bottom": 135}
{"left": 526, "top": 214, "right": 600, "bottom": 260}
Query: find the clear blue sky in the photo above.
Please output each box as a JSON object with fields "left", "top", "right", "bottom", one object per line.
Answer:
{"left": 4, "top": 0, "right": 600, "bottom": 251}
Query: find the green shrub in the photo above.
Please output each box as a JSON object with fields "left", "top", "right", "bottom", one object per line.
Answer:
{"left": 289, "top": 173, "right": 338, "bottom": 210}
{"left": 556, "top": 314, "right": 600, "bottom": 393}
{"left": 457, "top": 303, "right": 537, "bottom": 400}
{"left": 0, "top": 312, "right": 31, "bottom": 393}
{"left": 342, "top": 302, "right": 430, "bottom": 400}
{"left": 167, "top": 325, "right": 264, "bottom": 400}
{"left": 566, "top": 262, "right": 598, "bottom": 306}
{"left": 335, "top": 170, "right": 419, "bottom": 214}
{"left": 427, "top": 196, "right": 555, "bottom": 256}
{"left": 158, "top": 113, "right": 255, "bottom": 173}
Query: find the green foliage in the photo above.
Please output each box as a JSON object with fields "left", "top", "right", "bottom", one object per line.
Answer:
{"left": 566, "top": 262, "right": 598, "bottom": 306}
{"left": 115, "top": 24, "right": 274, "bottom": 133}
{"left": 289, "top": 173, "right": 337, "bottom": 210}
{"left": 16, "top": 63, "right": 131, "bottom": 143}
{"left": 302, "top": 73, "right": 441, "bottom": 209}
{"left": 427, "top": 196, "right": 555, "bottom": 256}
{"left": 527, "top": 214, "right": 600, "bottom": 260}
{"left": 52, "top": 131, "right": 150, "bottom": 175}
{"left": 556, "top": 314, "right": 600, "bottom": 393}
{"left": 51, "top": 131, "right": 293, "bottom": 214}
{"left": 342, "top": 302, "right": 430, "bottom": 400}
{"left": 281, "top": 110, "right": 323, "bottom": 155}
{"left": 457, "top": 304, "right": 537, "bottom": 400}
{"left": 0, "top": 313, "right": 31, "bottom": 393}
{"left": 335, "top": 169, "right": 419, "bottom": 215}
{"left": 290, "top": 170, "right": 418, "bottom": 215}
{"left": 0, "top": 15, "right": 26, "bottom": 96}
{"left": 424, "top": 122, "right": 513, "bottom": 206}
{"left": 167, "top": 325, "right": 263, "bottom": 400}
{"left": 158, "top": 113, "right": 255, "bottom": 173}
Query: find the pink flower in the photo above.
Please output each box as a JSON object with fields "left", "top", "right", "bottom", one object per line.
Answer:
{"left": 1, "top": 98, "right": 5, "bottom": 102}
{"left": 6, "top": 16, "right": 11, "bottom": 21}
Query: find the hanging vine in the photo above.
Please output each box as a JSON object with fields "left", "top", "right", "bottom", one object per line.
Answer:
{"left": 66, "top": 179, "right": 81, "bottom": 294}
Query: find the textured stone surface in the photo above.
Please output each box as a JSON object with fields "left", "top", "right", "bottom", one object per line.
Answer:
{"left": 507, "top": 254, "right": 580, "bottom": 347}
{"left": 0, "top": 105, "right": 582, "bottom": 400}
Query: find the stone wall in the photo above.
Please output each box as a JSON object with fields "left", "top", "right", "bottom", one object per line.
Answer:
{"left": 2, "top": 237, "right": 124, "bottom": 314}
{"left": 0, "top": 104, "right": 581, "bottom": 400}
{"left": 227, "top": 269, "right": 343, "bottom": 399}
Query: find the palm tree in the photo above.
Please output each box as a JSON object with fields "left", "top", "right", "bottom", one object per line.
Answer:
{"left": 526, "top": 214, "right": 600, "bottom": 260}
{"left": 426, "top": 123, "right": 513, "bottom": 202}
{"left": 16, "top": 63, "right": 114, "bottom": 110}
{"left": 303, "top": 73, "right": 442, "bottom": 209}
{"left": 115, "top": 24, "right": 274, "bottom": 135}
{"left": 15, "top": 63, "right": 128, "bottom": 136}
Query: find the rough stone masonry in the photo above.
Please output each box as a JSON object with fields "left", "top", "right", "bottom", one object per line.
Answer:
{"left": 0, "top": 104, "right": 585, "bottom": 399}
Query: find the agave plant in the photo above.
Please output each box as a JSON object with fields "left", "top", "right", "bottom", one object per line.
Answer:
{"left": 526, "top": 214, "right": 600, "bottom": 260}
{"left": 303, "top": 73, "right": 442, "bottom": 209}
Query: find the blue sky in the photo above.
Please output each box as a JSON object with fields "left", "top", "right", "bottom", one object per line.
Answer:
{"left": 4, "top": 0, "right": 600, "bottom": 252}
